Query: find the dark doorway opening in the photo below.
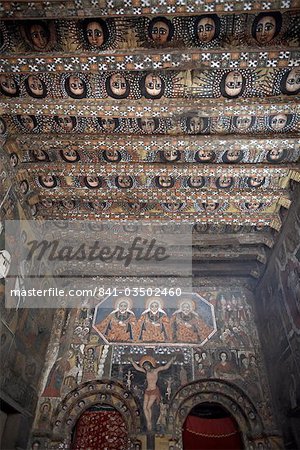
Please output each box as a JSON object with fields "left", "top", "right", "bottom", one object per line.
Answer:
{"left": 182, "top": 402, "right": 244, "bottom": 450}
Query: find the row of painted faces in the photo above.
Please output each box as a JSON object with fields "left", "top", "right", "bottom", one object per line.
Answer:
{"left": 15, "top": 173, "right": 270, "bottom": 193}
{"left": 10, "top": 148, "right": 289, "bottom": 164}
{"left": 1, "top": 12, "right": 291, "bottom": 50}
{"left": 2, "top": 115, "right": 298, "bottom": 135}
{"left": 1, "top": 70, "right": 299, "bottom": 99}
{"left": 31, "top": 196, "right": 269, "bottom": 213}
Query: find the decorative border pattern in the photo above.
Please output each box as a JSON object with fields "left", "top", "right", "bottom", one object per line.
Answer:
{"left": 2, "top": 98, "right": 299, "bottom": 118}
{"left": 1, "top": 49, "right": 299, "bottom": 72}
{"left": 0, "top": 0, "right": 298, "bottom": 19}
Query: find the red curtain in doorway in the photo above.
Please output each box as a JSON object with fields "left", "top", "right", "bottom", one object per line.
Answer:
{"left": 183, "top": 415, "right": 243, "bottom": 450}
{"left": 72, "top": 409, "right": 129, "bottom": 450}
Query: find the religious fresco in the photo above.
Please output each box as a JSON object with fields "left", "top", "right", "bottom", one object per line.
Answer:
{"left": 29, "top": 285, "right": 276, "bottom": 448}
{"left": 10, "top": 135, "right": 299, "bottom": 164}
{"left": 1, "top": 69, "right": 300, "bottom": 101}
{"left": 1, "top": 1, "right": 298, "bottom": 448}
{"left": 3, "top": 113, "right": 300, "bottom": 136}
{"left": 93, "top": 294, "right": 216, "bottom": 345}
{"left": 1, "top": 12, "right": 299, "bottom": 55}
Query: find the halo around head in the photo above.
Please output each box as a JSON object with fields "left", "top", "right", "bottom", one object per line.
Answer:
{"left": 139, "top": 355, "right": 157, "bottom": 368}
{"left": 145, "top": 296, "right": 163, "bottom": 310}
{"left": 115, "top": 296, "right": 133, "bottom": 310}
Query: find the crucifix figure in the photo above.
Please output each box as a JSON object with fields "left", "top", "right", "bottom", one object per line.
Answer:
{"left": 129, "top": 355, "right": 175, "bottom": 431}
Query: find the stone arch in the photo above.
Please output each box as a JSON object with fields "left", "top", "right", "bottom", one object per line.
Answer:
{"left": 50, "top": 378, "right": 142, "bottom": 447}
{"left": 167, "top": 379, "right": 267, "bottom": 448}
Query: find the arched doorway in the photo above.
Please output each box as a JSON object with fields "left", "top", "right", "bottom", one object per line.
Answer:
{"left": 182, "top": 402, "right": 243, "bottom": 450}
{"left": 71, "top": 403, "right": 130, "bottom": 450}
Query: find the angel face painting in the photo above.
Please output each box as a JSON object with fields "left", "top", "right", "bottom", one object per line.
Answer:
{"left": 17, "top": 115, "right": 38, "bottom": 131}
{"left": 247, "top": 176, "right": 265, "bottom": 187}
{"left": 60, "top": 149, "right": 80, "bottom": 163}
{"left": 10, "top": 153, "right": 19, "bottom": 167}
{"left": 115, "top": 175, "right": 133, "bottom": 189}
{"left": 222, "top": 150, "right": 243, "bottom": 163}
{"left": 220, "top": 71, "right": 245, "bottom": 99}
{"left": 84, "top": 176, "right": 102, "bottom": 189}
{"left": 155, "top": 175, "right": 174, "bottom": 188}
{"left": 203, "top": 201, "right": 219, "bottom": 212}
{"left": 232, "top": 115, "right": 255, "bottom": 132}
{"left": 38, "top": 175, "right": 57, "bottom": 188}
{"left": 268, "top": 114, "right": 289, "bottom": 131}
{"left": 102, "top": 149, "right": 122, "bottom": 162}
{"left": 54, "top": 116, "right": 77, "bottom": 132}
{"left": 98, "top": 117, "right": 119, "bottom": 132}
{"left": 164, "top": 202, "right": 184, "bottom": 212}
{"left": 137, "top": 118, "right": 159, "bottom": 133}
{"left": 252, "top": 12, "right": 282, "bottom": 44}
{"left": 245, "top": 201, "right": 263, "bottom": 211}
{"left": 186, "top": 116, "right": 206, "bottom": 134}
{"left": 20, "top": 180, "right": 29, "bottom": 194}
{"left": 195, "top": 15, "right": 220, "bottom": 43}
{"left": 142, "top": 73, "right": 165, "bottom": 99}
{"left": 160, "top": 150, "right": 181, "bottom": 162}
{"left": 65, "top": 75, "right": 87, "bottom": 99}
{"left": 0, "top": 75, "right": 19, "bottom": 97}
{"left": 27, "top": 21, "right": 50, "bottom": 49}
{"left": 148, "top": 17, "right": 173, "bottom": 44}
{"left": 83, "top": 19, "right": 108, "bottom": 48}
{"left": 61, "top": 199, "right": 76, "bottom": 210}
{"left": 216, "top": 176, "right": 234, "bottom": 188}
{"left": 195, "top": 150, "right": 215, "bottom": 163}
{"left": 25, "top": 75, "right": 47, "bottom": 99}
{"left": 106, "top": 73, "right": 130, "bottom": 99}
{"left": 32, "top": 148, "right": 49, "bottom": 161}
{"left": 266, "top": 149, "right": 287, "bottom": 163}
{"left": 280, "top": 68, "right": 300, "bottom": 95}
{"left": 187, "top": 176, "right": 205, "bottom": 188}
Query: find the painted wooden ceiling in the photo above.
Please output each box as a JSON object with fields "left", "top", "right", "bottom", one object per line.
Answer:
{"left": 0, "top": 0, "right": 299, "bottom": 283}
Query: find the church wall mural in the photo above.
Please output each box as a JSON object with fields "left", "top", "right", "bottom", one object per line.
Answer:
{"left": 31, "top": 286, "right": 279, "bottom": 448}
{"left": 254, "top": 183, "right": 300, "bottom": 449}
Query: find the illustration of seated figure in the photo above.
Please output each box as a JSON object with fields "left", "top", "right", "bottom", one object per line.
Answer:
{"left": 95, "top": 297, "right": 137, "bottom": 342}
{"left": 138, "top": 298, "right": 171, "bottom": 342}
{"left": 171, "top": 299, "right": 212, "bottom": 343}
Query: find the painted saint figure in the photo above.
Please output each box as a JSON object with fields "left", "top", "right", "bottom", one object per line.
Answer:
{"left": 171, "top": 299, "right": 212, "bottom": 343}
{"left": 137, "top": 298, "right": 170, "bottom": 342}
{"left": 129, "top": 355, "right": 175, "bottom": 430}
{"left": 94, "top": 297, "right": 137, "bottom": 342}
